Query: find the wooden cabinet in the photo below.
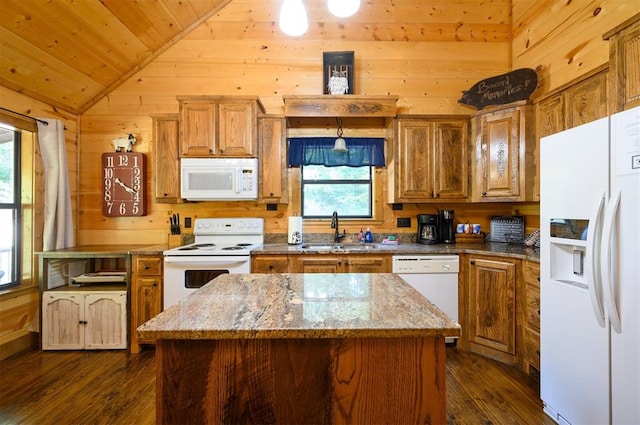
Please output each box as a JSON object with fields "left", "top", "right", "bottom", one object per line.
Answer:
{"left": 251, "top": 255, "right": 290, "bottom": 273}
{"left": 471, "top": 103, "right": 536, "bottom": 202}
{"left": 178, "top": 96, "right": 263, "bottom": 157}
{"left": 604, "top": 14, "right": 640, "bottom": 112}
{"left": 535, "top": 71, "right": 608, "bottom": 199}
{"left": 42, "top": 289, "right": 127, "bottom": 350}
{"left": 388, "top": 117, "right": 468, "bottom": 203}
{"left": 521, "top": 261, "right": 540, "bottom": 375}
{"left": 151, "top": 113, "right": 180, "bottom": 203}
{"left": 295, "top": 254, "right": 390, "bottom": 273}
{"left": 465, "top": 256, "right": 517, "bottom": 365}
{"left": 130, "top": 255, "right": 163, "bottom": 353}
{"left": 258, "top": 116, "right": 288, "bottom": 203}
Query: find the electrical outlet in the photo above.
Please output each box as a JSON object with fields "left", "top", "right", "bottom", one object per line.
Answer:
{"left": 397, "top": 217, "right": 411, "bottom": 227}
{"left": 184, "top": 217, "right": 192, "bottom": 228}
{"left": 266, "top": 204, "right": 278, "bottom": 211}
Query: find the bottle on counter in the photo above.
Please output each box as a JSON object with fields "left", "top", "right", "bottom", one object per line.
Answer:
{"left": 364, "top": 228, "right": 373, "bottom": 243}
{"left": 358, "top": 228, "right": 364, "bottom": 242}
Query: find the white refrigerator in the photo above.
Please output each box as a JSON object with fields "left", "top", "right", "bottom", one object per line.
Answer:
{"left": 540, "top": 106, "right": 640, "bottom": 425}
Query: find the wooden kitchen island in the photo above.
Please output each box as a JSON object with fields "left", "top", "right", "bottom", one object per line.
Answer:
{"left": 138, "top": 273, "right": 460, "bottom": 425}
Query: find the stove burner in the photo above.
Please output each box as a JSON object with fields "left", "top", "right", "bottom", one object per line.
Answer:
{"left": 221, "top": 246, "right": 246, "bottom": 251}
{"left": 178, "top": 243, "right": 216, "bottom": 251}
{"left": 235, "top": 243, "right": 253, "bottom": 247}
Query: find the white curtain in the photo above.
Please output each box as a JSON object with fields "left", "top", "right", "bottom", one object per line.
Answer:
{"left": 37, "top": 119, "right": 74, "bottom": 250}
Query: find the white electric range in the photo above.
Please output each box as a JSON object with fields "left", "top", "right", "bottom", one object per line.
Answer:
{"left": 163, "top": 217, "right": 264, "bottom": 309}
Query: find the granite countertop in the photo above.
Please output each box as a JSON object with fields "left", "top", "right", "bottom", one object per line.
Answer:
{"left": 252, "top": 242, "right": 540, "bottom": 262}
{"left": 137, "top": 273, "right": 461, "bottom": 340}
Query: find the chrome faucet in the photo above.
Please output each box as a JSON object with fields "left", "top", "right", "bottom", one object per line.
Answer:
{"left": 331, "top": 211, "right": 345, "bottom": 243}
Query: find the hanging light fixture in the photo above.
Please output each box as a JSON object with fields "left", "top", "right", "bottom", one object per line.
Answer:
{"left": 333, "top": 118, "right": 348, "bottom": 152}
{"left": 279, "top": 0, "right": 309, "bottom": 37}
{"left": 327, "top": 0, "right": 360, "bottom": 18}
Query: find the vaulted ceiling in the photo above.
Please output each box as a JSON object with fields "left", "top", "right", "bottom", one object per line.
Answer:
{"left": 0, "top": 0, "right": 232, "bottom": 114}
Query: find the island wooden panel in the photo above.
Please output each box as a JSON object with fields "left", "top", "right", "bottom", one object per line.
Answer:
{"left": 156, "top": 336, "right": 446, "bottom": 424}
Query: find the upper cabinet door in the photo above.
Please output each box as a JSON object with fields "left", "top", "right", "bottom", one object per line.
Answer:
{"left": 393, "top": 119, "right": 435, "bottom": 202}
{"left": 218, "top": 100, "right": 258, "bottom": 157}
{"left": 471, "top": 103, "right": 536, "bottom": 202}
{"left": 178, "top": 96, "right": 262, "bottom": 158}
{"left": 151, "top": 113, "right": 180, "bottom": 203}
{"left": 433, "top": 120, "right": 469, "bottom": 200}
{"left": 180, "top": 100, "right": 216, "bottom": 156}
{"left": 258, "top": 116, "right": 288, "bottom": 204}
{"left": 388, "top": 117, "right": 469, "bottom": 203}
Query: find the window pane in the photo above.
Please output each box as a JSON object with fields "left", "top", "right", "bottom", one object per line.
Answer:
{"left": 303, "top": 184, "right": 371, "bottom": 216}
{"left": 0, "top": 209, "right": 13, "bottom": 285}
{"left": 302, "top": 165, "right": 369, "bottom": 180}
{"left": 0, "top": 130, "right": 14, "bottom": 203}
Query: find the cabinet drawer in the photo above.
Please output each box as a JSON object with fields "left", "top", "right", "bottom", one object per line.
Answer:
{"left": 524, "top": 326, "right": 540, "bottom": 370}
{"left": 525, "top": 284, "right": 540, "bottom": 329}
{"left": 135, "top": 257, "right": 162, "bottom": 276}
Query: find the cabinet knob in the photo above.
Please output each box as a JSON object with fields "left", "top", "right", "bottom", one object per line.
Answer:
{"left": 470, "top": 260, "right": 475, "bottom": 265}
{"left": 481, "top": 191, "right": 487, "bottom": 196}
{"left": 79, "top": 320, "right": 88, "bottom": 325}
{"left": 219, "top": 149, "right": 224, "bottom": 154}
{"left": 430, "top": 191, "right": 435, "bottom": 198}
{"left": 144, "top": 265, "right": 150, "bottom": 270}
{"left": 337, "top": 261, "right": 341, "bottom": 266}
{"left": 163, "top": 193, "right": 168, "bottom": 197}
{"left": 269, "top": 192, "right": 274, "bottom": 197}
{"left": 152, "top": 282, "right": 158, "bottom": 287}
{"left": 209, "top": 149, "right": 214, "bottom": 154}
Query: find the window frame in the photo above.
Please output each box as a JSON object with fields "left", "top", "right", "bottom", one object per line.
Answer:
{"left": 300, "top": 164, "right": 374, "bottom": 219}
{"left": 0, "top": 127, "right": 21, "bottom": 289}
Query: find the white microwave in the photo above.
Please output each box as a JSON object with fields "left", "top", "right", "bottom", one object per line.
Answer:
{"left": 180, "top": 157, "right": 258, "bottom": 201}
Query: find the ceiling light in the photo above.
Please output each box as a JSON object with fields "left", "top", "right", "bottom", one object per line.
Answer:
{"left": 279, "top": 0, "right": 309, "bottom": 37}
{"left": 333, "top": 118, "right": 348, "bottom": 152}
{"left": 327, "top": 0, "right": 360, "bottom": 18}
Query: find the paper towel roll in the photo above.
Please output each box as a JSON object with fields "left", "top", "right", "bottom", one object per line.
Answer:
{"left": 288, "top": 216, "right": 303, "bottom": 244}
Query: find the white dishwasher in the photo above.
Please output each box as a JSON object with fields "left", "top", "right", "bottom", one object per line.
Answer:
{"left": 392, "top": 255, "right": 459, "bottom": 343}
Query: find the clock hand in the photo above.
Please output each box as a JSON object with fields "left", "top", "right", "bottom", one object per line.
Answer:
{"left": 114, "top": 178, "right": 136, "bottom": 194}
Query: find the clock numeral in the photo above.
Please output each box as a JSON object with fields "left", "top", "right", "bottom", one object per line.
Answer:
{"left": 119, "top": 203, "right": 127, "bottom": 215}
{"left": 106, "top": 201, "right": 114, "bottom": 214}
{"left": 118, "top": 155, "right": 129, "bottom": 167}
{"left": 106, "top": 156, "right": 114, "bottom": 167}
{"left": 132, "top": 203, "right": 139, "bottom": 215}
{"left": 104, "top": 168, "right": 113, "bottom": 179}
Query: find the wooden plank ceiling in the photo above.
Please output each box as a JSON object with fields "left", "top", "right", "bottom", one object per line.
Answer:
{"left": 0, "top": 0, "right": 232, "bottom": 114}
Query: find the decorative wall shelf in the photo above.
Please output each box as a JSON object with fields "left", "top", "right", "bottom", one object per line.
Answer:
{"left": 283, "top": 95, "right": 398, "bottom": 118}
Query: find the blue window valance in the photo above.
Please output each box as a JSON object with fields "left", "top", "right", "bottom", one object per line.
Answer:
{"left": 288, "top": 137, "right": 385, "bottom": 167}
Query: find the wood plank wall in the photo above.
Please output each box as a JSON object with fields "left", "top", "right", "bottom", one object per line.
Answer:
{"left": 0, "top": 87, "right": 79, "bottom": 359}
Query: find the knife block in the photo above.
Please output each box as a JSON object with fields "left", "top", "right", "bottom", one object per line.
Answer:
{"left": 168, "top": 234, "right": 183, "bottom": 248}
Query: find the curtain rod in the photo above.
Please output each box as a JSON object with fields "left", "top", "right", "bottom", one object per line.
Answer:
{"left": 0, "top": 107, "right": 49, "bottom": 126}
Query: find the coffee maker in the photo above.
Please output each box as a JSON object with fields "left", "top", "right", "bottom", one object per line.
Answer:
{"left": 438, "top": 210, "right": 456, "bottom": 244}
{"left": 417, "top": 214, "right": 439, "bottom": 244}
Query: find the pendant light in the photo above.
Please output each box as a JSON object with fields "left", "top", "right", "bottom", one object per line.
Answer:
{"left": 327, "top": 0, "right": 360, "bottom": 18}
{"left": 333, "top": 118, "right": 348, "bottom": 152}
{"left": 279, "top": 0, "right": 308, "bottom": 37}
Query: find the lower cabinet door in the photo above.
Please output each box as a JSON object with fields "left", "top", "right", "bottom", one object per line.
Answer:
{"left": 42, "top": 292, "right": 84, "bottom": 350}
{"left": 84, "top": 292, "right": 127, "bottom": 349}
{"left": 467, "top": 257, "right": 517, "bottom": 364}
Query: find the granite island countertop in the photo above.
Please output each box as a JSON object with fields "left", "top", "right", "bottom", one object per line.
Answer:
{"left": 138, "top": 273, "right": 461, "bottom": 340}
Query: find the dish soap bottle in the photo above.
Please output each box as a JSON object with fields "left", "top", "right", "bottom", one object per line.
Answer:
{"left": 358, "top": 228, "right": 364, "bottom": 242}
{"left": 364, "top": 227, "right": 373, "bottom": 243}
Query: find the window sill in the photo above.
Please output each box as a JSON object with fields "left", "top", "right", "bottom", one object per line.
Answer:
{"left": 0, "top": 283, "right": 38, "bottom": 301}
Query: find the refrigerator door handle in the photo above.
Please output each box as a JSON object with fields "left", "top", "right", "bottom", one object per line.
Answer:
{"left": 586, "top": 193, "right": 606, "bottom": 327}
{"left": 601, "top": 190, "right": 622, "bottom": 333}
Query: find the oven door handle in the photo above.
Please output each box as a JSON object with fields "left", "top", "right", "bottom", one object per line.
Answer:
{"left": 164, "top": 256, "right": 249, "bottom": 265}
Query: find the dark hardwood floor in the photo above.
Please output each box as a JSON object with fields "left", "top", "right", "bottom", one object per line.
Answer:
{"left": 0, "top": 346, "right": 554, "bottom": 424}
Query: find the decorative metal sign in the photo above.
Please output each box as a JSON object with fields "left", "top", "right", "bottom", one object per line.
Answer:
{"left": 458, "top": 68, "right": 538, "bottom": 110}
